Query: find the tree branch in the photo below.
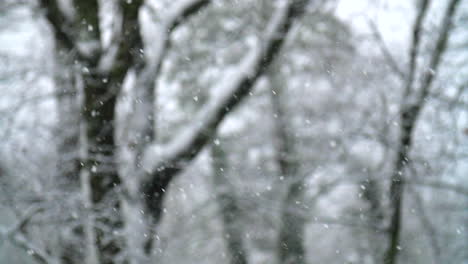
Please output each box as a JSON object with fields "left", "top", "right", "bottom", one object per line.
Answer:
{"left": 407, "top": 178, "right": 468, "bottom": 196}
{"left": 414, "top": 0, "right": 462, "bottom": 109}
{"left": 141, "top": 0, "right": 310, "bottom": 179}
{"left": 38, "top": 0, "right": 76, "bottom": 52}
{"left": 384, "top": 1, "right": 462, "bottom": 263}
{"left": 123, "top": 0, "right": 213, "bottom": 173}
{"left": 407, "top": 185, "right": 441, "bottom": 263}
{"left": 39, "top": 0, "right": 102, "bottom": 62}
{"left": 139, "top": 1, "right": 311, "bottom": 220}
{"left": 367, "top": 19, "right": 406, "bottom": 80}
{"left": 0, "top": 207, "right": 51, "bottom": 264}
{"left": 165, "top": 0, "right": 211, "bottom": 31}
{"left": 5, "top": 207, "right": 45, "bottom": 237}
{"left": 403, "top": 0, "right": 430, "bottom": 97}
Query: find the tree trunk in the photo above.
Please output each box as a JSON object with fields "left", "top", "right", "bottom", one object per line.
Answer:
{"left": 82, "top": 72, "right": 123, "bottom": 264}
{"left": 52, "top": 39, "right": 86, "bottom": 264}
{"left": 383, "top": 0, "right": 461, "bottom": 263}
{"left": 54, "top": 50, "right": 80, "bottom": 186}
{"left": 278, "top": 181, "right": 307, "bottom": 264}
{"left": 383, "top": 115, "right": 411, "bottom": 264}
{"left": 269, "top": 71, "right": 306, "bottom": 264}
{"left": 211, "top": 141, "right": 249, "bottom": 264}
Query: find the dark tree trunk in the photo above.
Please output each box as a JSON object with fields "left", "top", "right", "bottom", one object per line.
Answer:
{"left": 278, "top": 181, "right": 306, "bottom": 264}
{"left": 383, "top": 109, "right": 413, "bottom": 264}
{"left": 54, "top": 51, "right": 80, "bottom": 186}
{"left": 211, "top": 141, "right": 249, "bottom": 264}
{"left": 269, "top": 70, "right": 306, "bottom": 264}
{"left": 383, "top": 1, "right": 461, "bottom": 263}
{"left": 82, "top": 72, "right": 123, "bottom": 264}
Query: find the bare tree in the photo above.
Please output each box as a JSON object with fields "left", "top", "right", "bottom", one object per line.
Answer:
{"left": 381, "top": 0, "right": 462, "bottom": 263}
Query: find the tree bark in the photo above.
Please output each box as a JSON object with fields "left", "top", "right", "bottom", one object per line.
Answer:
{"left": 383, "top": 0, "right": 461, "bottom": 263}
{"left": 277, "top": 181, "right": 307, "bottom": 264}
{"left": 269, "top": 68, "right": 306, "bottom": 264}
{"left": 40, "top": 0, "right": 311, "bottom": 262}
{"left": 41, "top": 0, "right": 144, "bottom": 262}
{"left": 211, "top": 141, "right": 249, "bottom": 264}
{"left": 53, "top": 42, "right": 85, "bottom": 264}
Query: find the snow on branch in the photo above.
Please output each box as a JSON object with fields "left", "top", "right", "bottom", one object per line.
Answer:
{"left": 39, "top": 0, "right": 77, "bottom": 53}
{"left": 142, "top": 0, "right": 211, "bottom": 75}
{"left": 0, "top": 207, "right": 53, "bottom": 264}
{"left": 141, "top": 0, "right": 310, "bottom": 178}
{"left": 145, "top": 0, "right": 211, "bottom": 67}
{"left": 123, "top": 0, "right": 213, "bottom": 156}
{"left": 164, "top": 0, "right": 211, "bottom": 31}
{"left": 9, "top": 233, "right": 53, "bottom": 264}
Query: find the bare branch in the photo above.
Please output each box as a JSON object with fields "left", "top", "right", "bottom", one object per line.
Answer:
{"left": 415, "top": 0, "right": 462, "bottom": 107}
{"left": 6, "top": 207, "right": 45, "bottom": 237}
{"left": 404, "top": 0, "right": 430, "bottom": 97}
{"left": 367, "top": 19, "right": 406, "bottom": 80}
{"left": 384, "top": 1, "right": 462, "bottom": 263}
{"left": 0, "top": 207, "right": 51, "bottom": 264}
{"left": 0, "top": 91, "right": 73, "bottom": 118}
{"left": 407, "top": 179, "right": 468, "bottom": 196}
{"left": 309, "top": 216, "right": 383, "bottom": 231}
{"left": 407, "top": 185, "right": 441, "bottom": 263}
{"left": 9, "top": 233, "right": 51, "bottom": 264}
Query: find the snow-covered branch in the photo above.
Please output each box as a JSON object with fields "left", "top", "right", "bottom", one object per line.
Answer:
{"left": 4, "top": 207, "right": 44, "bottom": 237}
{"left": 165, "top": 0, "right": 211, "bottom": 31}
{"left": 407, "top": 179, "right": 468, "bottom": 196}
{"left": 39, "top": 0, "right": 101, "bottom": 62}
{"left": 9, "top": 233, "right": 53, "bottom": 264}
{"left": 144, "top": 0, "right": 211, "bottom": 66}
{"left": 154, "top": 0, "right": 211, "bottom": 64}
{"left": 141, "top": 0, "right": 310, "bottom": 178}
{"left": 39, "top": 0, "right": 77, "bottom": 53}
{"left": 0, "top": 207, "right": 53, "bottom": 264}
{"left": 124, "top": 0, "right": 213, "bottom": 159}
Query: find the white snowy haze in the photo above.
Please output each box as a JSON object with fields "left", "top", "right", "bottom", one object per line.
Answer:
{"left": 0, "top": 0, "right": 467, "bottom": 264}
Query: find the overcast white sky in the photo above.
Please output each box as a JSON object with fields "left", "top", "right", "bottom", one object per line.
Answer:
{"left": 336, "top": 0, "right": 414, "bottom": 53}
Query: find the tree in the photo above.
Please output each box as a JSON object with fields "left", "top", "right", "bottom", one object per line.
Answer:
{"left": 36, "top": 0, "right": 311, "bottom": 263}
{"left": 211, "top": 139, "right": 248, "bottom": 264}
{"left": 379, "top": 0, "right": 463, "bottom": 263}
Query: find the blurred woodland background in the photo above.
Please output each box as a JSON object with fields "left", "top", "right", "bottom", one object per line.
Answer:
{"left": 0, "top": 0, "right": 467, "bottom": 263}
